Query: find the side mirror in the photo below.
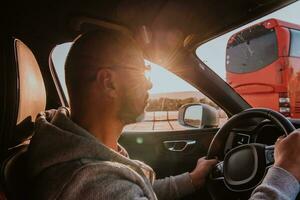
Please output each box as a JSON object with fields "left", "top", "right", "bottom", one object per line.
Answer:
{"left": 178, "top": 103, "right": 219, "bottom": 128}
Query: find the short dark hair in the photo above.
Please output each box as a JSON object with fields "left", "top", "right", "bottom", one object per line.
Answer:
{"left": 65, "top": 29, "right": 143, "bottom": 100}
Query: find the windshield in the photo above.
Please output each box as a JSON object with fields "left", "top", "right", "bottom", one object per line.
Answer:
{"left": 197, "top": 1, "right": 300, "bottom": 119}
{"left": 226, "top": 26, "right": 278, "bottom": 74}
{"left": 290, "top": 29, "right": 300, "bottom": 57}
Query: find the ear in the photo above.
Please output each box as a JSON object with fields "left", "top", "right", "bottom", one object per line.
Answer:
{"left": 95, "top": 69, "right": 117, "bottom": 98}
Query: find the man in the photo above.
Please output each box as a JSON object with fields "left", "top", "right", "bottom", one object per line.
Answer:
{"left": 27, "top": 29, "right": 300, "bottom": 199}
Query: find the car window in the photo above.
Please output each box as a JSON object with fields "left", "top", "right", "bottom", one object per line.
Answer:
{"left": 51, "top": 42, "right": 72, "bottom": 102}
{"left": 197, "top": 1, "right": 300, "bottom": 119}
{"left": 51, "top": 44, "right": 228, "bottom": 131}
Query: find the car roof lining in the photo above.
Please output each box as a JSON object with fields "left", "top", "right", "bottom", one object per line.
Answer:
{"left": 6, "top": 0, "right": 297, "bottom": 53}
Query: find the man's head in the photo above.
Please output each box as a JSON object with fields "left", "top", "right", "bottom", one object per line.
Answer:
{"left": 65, "top": 29, "right": 152, "bottom": 125}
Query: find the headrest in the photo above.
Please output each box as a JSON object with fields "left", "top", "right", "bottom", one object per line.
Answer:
{"left": 15, "top": 39, "right": 46, "bottom": 125}
{"left": 0, "top": 37, "right": 46, "bottom": 155}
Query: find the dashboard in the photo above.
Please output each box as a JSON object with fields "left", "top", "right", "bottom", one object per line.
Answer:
{"left": 224, "top": 120, "right": 288, "bottom": 154}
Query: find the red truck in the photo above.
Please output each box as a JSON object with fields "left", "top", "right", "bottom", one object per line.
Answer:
{"left": 226, "top": 18, "right": 300, "bottom": 118}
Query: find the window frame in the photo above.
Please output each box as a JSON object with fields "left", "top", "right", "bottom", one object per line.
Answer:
{"left": 49, "top": 49, "right": 69, "bottom": 107}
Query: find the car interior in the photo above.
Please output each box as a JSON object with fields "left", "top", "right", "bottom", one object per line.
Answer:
{"left": 1, "top": 0, "right": 300, "bottom": 200}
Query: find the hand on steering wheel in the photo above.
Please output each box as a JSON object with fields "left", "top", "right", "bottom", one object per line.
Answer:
{"left": 206, "top": 108, "right": 295, "bottom": 195}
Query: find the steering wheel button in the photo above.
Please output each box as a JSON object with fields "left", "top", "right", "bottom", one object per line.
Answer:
{"left": 265, "top": 150, "right": 274, "bottom": 165}
{"left": 211, "top": 162, "right": 224, "bottom": 179}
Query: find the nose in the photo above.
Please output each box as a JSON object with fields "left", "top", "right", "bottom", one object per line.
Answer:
{"left": 146, "top": 78, "right": 153, "bottom": 90}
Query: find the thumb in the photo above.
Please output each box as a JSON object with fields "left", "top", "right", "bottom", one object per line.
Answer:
{"left": 276, "top": 135, "right": 285, "bottom": 145}
{"left": 205, "top": 159, "right": 218, "bottom": 167}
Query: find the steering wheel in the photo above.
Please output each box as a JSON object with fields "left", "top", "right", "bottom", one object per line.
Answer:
{"left": 206, "top": 108, "right": 295, "bottom": 199}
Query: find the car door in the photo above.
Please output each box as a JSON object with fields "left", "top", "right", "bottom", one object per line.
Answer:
{"left": 117, "top": 62, "right": 228, "bottom": 199}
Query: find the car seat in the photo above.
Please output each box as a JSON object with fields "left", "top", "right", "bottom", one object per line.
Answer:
{"left": 0, "top": 36, "right": 46, "bottom": 200}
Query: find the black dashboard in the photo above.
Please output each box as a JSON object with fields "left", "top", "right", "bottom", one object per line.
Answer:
{"left": 225, "top": 118, "right": 300, "bottom": 154}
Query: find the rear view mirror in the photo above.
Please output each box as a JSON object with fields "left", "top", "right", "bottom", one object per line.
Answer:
{"left": 178, "top": 103, "right": 219, "bottom": 128}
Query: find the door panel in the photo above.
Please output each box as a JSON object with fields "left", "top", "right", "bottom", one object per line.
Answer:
{"left": 120, "top": 128, "right": 218, "bottom": 199}
{"left": 119, "top": 128, "right": 217, "bottom": 178}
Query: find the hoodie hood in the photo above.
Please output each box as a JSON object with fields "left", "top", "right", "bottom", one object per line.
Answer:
{"left": 27, "top": 107, "right": 146, "bottom": 179}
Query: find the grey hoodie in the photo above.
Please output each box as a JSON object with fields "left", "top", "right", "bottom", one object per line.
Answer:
{"left": 27, "top": 107, "right": 299, "bottom": 200}
{"left": 27, "top": 107, "right": 194, "bottom": 200}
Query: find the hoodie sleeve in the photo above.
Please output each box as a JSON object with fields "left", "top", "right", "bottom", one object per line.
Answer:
{"left": 250, "top": 166, "right": 299, "bottom": 200}
{"left": 57, "top": 162, "right": 157, "bottom": 200}
{"left": 153, "top": 172, "right": 196, "bottom": 200}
